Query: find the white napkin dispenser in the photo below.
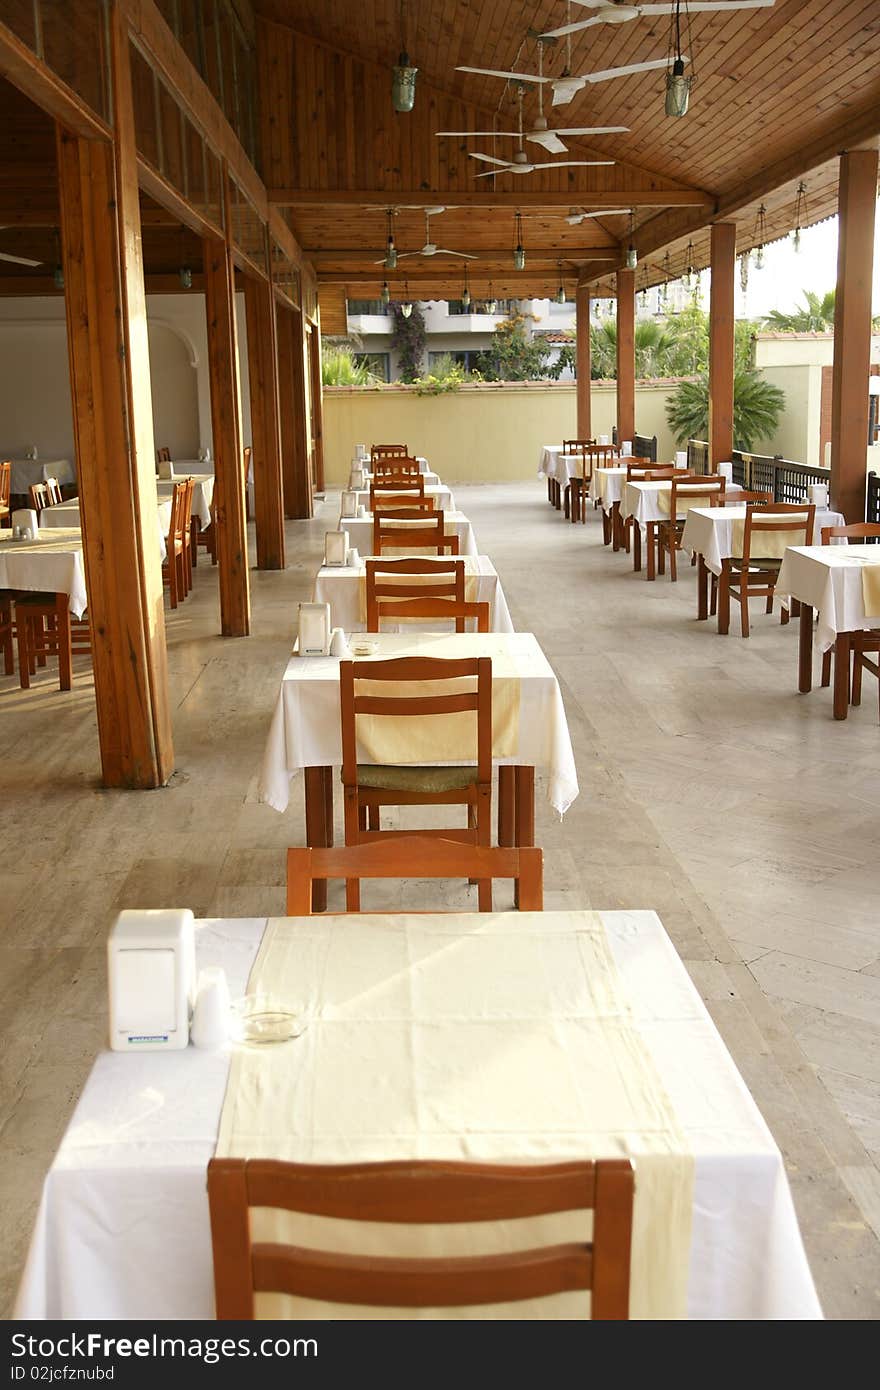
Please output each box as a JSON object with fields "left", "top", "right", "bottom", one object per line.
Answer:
{"left": 298, "top": 601, "right": 331, "bottom": 655}
{"left": 158, "top": 458, "right": 175, "bottom": 480}
{"left": 718, "top": 461, "right": 734, "bottom": 482}
{"left": 675, "top": 451, "right": 688, "bottom": 469}
{"left": 808, "top": 483, "right": 829, "bottom": 508}
{"left": 12, "top": 508, "right": 39, "bottom": 537}
{"left": 324, "top": 529, "right": 348, "bottom": 566}
{"left": 340, "top": 490, "right": 358, "bottom": 519}
{"left": 108, "top": 909, "right": 195, "bottom": 1051}
{"left": 349, "top": 467, "right": 366, "bottom": 490}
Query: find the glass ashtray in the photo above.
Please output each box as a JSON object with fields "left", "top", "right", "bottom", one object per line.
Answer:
{"left": 231, "top": 995, "right": 308, "bottom": 1045}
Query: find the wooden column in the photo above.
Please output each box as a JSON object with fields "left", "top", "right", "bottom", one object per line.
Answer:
{"left": 243, "top": 268, "right": 285, "bottom": 569}
{"left": 615, "top": 268, "right": 635, "bottom": 443}
{"left": 576, "top": 283, "right": 592, "bottom": 440}
{"left": 277, "top": 303, "right": 313, "bottom": 519}
{"left": 307, "top": 319, "right": 326, "bottom": 493}
{"left": 54, "top": 19, "right": 173, "bottom": 788}
{"left": 709, "top": 221, "right": 737, "bottom": 468}
{"left": 204, "top": 195, "right": 250, "bottom": 635}
{"left": 831, "top": 148, "right": 879, "bottom": 522}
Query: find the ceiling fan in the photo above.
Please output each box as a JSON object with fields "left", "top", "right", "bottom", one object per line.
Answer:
{"left": 542, "top": 0, "right": 775, "bottom": 41}
{"left": 374, "top": 208, "right": 477, "bottom": 263}
{"left": 457, "top": 55, "right": 678, "bottom": 107}
{"left": 565, "top": 207, "right": 631, "bottom": 223}
{"left": 0, "top": 230, "right": 41, "bottom": 267}
{"left": 471, "top": 149, "right": 614, "bottom": 177}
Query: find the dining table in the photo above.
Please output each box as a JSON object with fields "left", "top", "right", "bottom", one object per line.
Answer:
{"left": 5, "top": 457, "right": 76, "bottom": 496}
{"left": 681, "top": 505, "right": 847, "bottom": 625}
{"left": 338, "top": 509, "right": 478, "bottom": 558}
{"left": 0, "top": 526, "right": 87, "bottom": 616}
{"left": 39, "top": 497, "right": 173, "bottom": 562}
{"left": 312, "top": 555, "right": 514, "bottom": 634}
{"left": 157, "top": 473, "right": 214, "bottom": 529}
{"left": 351, "top": 483, "right": 455, "bottom": 513}
{"left": 775, "top": 543, "right": 880, "bottom": 718}
{"left": 13, "top": 908, "right": 822, "bottom": 1321}
{"left": 259, "top": 630, "right": 578, "bottom": 908}
{"left": 622, "top": 479, "right": 745, "bottom": 578}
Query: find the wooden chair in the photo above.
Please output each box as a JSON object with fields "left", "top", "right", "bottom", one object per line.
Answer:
{"left": 819, "top": 523, "right": 880, "bottom": 704}
{"left": 286, "top": 838, "right": 542, "bottom": 914}
{"left": 0, "top": 460, "right": 10, "bottom": 527}
{"left": 656, "top": 474, "right": 727, "bottom": 581}
{"left": 28, "top": 482, "right": 51, "bottom": 513}
{"left": 161, "top": 481, "right": 189, "bottom": 608}
{"left": 371, "top": 443, "right": 408, "bottom": 460}
{"left": 373, "top": 510, "right": 458, "bottom": 556}
{"left": 375, "top": 596, "right": 489, "bottom": 633}
{"left": 365, "top": 557, "right": 463, "bottom": 628}
{"left": 707, "top": 492, "right": 773, "bottom": 614}
{"left": 559, "top": 440, "right": 593, "bottom": 520}
{"left": 340, "top": 655, "right": 492, "bottom": 909}
{"left": 207, "top": 1156, "right": 634, "bottom": 1320}
{"left": 719, "top": 503, "right": 815, "bottom": 637}
{"left": 565, "top": 443, "right": 617, "bottom": 523}
{"left": 622, "top": 465, "right": 680, "bottom": 560}
{"left": 373, "top": 456, "right": 421, "bottom": 481}
{"left": 15, "top": 593, "right": 91, "bottom": 691}
{"left": 0, "top": 592, "right": 14, "bottom": 674}
{"left": 372, "top": 492, "right": 435, "bottom": 513}
{"left": 370, "top": 476, "right": 426, "bottom": 505}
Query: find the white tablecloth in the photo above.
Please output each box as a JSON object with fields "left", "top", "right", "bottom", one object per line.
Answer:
{"left": 775, "top": 544, "right": 880, "bottom": 652}
{"left": 338, "top": 510, "right": 478, "bottom": 558}
{"left": 681, "top": 507, "right": 847, "bottom": 577}
{"left": 6, "top": 458, "right": 76, "bottom": 493}
{"left": 623, "top": 479, "right": 745, "bottom": 526}
{"left": 0, "top": 527, "right": 87, "bottom": 616}
{"left": 538, "top": 446, "right": 581, "bottom": 485}
{"left": 352, "top": 484, "right": 454, "bottom": 513}
{"left": 312, "top": 555, "right": 514, "bottom": 635}
{"left": 39, "top": 499, "right": 173, "bottom": 563}
{"left": 589, "top": 467, "right": 627, "bottom": 508}
{"left": 259, "top": 631, "right": 578, "bottom": 816}
{"left": 157, "top": 474, "right": 214, "bottom": 529}
{"left": 13, "top": 910, "right": 821, "bottom": 1321}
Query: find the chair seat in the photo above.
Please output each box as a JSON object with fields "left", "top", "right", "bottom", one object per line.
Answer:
{"left": 730, "top": 556, "right": 783, "bottom": 571}
{"left": 354, "top": 763, "right": 478, "bottom": 793}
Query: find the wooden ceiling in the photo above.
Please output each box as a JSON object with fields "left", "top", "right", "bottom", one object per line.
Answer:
{"left": 256, "top": 0, "right": 880, "bottom": 299}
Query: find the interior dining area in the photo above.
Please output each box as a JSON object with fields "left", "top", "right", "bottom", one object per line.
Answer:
{"left": 2, "top": 0, "right": 880, "bottom": 1333}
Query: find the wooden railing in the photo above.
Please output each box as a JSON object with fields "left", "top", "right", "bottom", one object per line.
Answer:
{"left": 686, "top": 439, "right": 832, "bottom": 502}
{"left": 612, "top": 428, "right": 657, "bottom": 461}
{"left": 867, "top": 471, "right": 880, "bottom": 530}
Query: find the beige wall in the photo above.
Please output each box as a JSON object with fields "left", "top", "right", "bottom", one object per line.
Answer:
{"left": 322, "top": 382, "right": 680, "bottom": 483}
{"left": 751, "top": 364, "right": 820, "bottom": 467}
{"left": 755, "top": 332, "right": 880, "bottom": 369}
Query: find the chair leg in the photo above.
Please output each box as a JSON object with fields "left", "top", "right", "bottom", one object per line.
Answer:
{"left": 820, "top": 649, "right": 831, "bottom": 687}
{"left": 16, "top": 612, "right": 30, "bottom": 689}
{"left": 740, "top": 587, "right": 750, "bottom": 638}
{"left": 851, "top": 650, "right": 863, "bottom": 706}
{"left": 368, "top": 805, "right": 379, "bottom": 831}
{"left": 669, "top": 531, "right": 678, "bottom": 582}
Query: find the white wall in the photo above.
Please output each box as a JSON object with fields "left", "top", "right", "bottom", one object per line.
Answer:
{"left": 0, "top": 292, "right": 252, "bottom": 468}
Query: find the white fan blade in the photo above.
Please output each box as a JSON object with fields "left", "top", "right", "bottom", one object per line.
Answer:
{"left": 529, "top": 160, "right": 615, "bottom": 169}
{"left": 545, "top": 2, "right": 773, "bottom": 39}
{"left": 585, "top": 57, "right": 678, "bottom": 84}
{"left": 433, "top": 249, "right": 479, "bottom": 259}
{"left": 527, "top": 132, "right": 568, "bottom": 154}
{"left": 543, "top": 16, "right": 606, "bottom": 36}
{"left": 551, "top": 126, "right": 630, "bottom": 135}
{"left": 469, "top": 152, "right": 515, "bottom": 166}
{"left": 550, "top": 79, "right": 587, "bottom": 107}
{"left": 435, "top": 130, "right": 521, "bottom": 137}
{"left": 456, "top": 65, "right": 548, "bottom": 83}
{"left": 394, "top": 251, "right": 424, "bottom": 261}
{"left": 472, "top": 170, "right": 505, "bottom": 179}
{"left": 0, "top": 251, "right": 42, "bottom": 267}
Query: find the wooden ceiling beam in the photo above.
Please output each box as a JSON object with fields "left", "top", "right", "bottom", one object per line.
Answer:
{"left": 272, "top": 189, "right": 716, "bottom": 210}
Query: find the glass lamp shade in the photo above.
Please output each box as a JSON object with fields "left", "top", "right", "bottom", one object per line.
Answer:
{"left": 514, "top": 246, "right": 525, "bottom": 271}
{"left": 381, "top": 282, "right": 391, "bottom": 305}
{"left": 555, "top": 285, "right": 566, "bottom": 305}
{"left": 461, "top": 288, "right": 471, "bottom": 310}
{"left": 385, "top": 243, "right": 398, "bottom": 270}
{"left": 665, "top": 63, "right": 691, "bottom": 118}
{"left": 179, "top": 265, "right": 193, "bottom": 289}
{"left": 53, "top": 264, "right": 64, "bottom": 290}
{"left": 401, "top": 301, "right": 413, "bottom": 318}
{"left": 792, "top": 227, "right": 802, "bottom": 253}
{"left": 486, "top": 298, "right": 497, "bottom": 314}
{"left": 625, "top": 245, "right": 638, "bottom": 270}
{"left": 755, "top": 245, "right": 765, "bottom": 270}
{"left": 391, "top": 58, "right": 418, "bottom": 113}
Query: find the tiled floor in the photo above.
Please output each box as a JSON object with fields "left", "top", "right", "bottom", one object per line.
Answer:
{"left": 1, "top": 480, "right": 879, "bottom": 1318}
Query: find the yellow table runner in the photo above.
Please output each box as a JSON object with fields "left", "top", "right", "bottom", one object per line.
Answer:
{"left": 216, "top": 913, "right": 694, "bottom": 1320}
{"left": 658, "top": 486, "right": 724, "bottom": 518}
{"left": 730, "top": 515, "right": 811, "bottom": 560}
{"left": 862, "top": 562, "right": 880, "bottom": 617}
{"left": 353, "top": 632, "right": 519, "bottom": 763}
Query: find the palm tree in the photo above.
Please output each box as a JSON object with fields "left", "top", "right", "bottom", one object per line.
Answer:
{"left": 666, "top": 368, "right": 785, "bottom": 451}
{"left": 590, "top": 319, "right": 675, "bottom": 379}
{"left": 763, "top": 289, "right": 835, "bottom": 333}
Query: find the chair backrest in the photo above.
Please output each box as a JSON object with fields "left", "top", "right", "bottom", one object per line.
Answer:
{"left": 627, "top": 463, "right": 678, "bottom": 481}
{"left": 286, "top": 837, "right": 542, "bottom": 914}
{"left": 340, "top": 654, "right": 491, "bottom": 787}
{"left": 365, "top": 557, "right": 464, "bottom": 630}
{"left": 820, "top": 521, "right": 880, "bottom": 545}
{"left": 739, "top": 502, "right": 815, "bottom": 562}
{"left": 372, "top": 492, "right": 435, "bottom": 514}
{"left": 207, "top": 1155, "right": 633, "bottom": 1318}
{"left": 669, "top": 474, "right": 726, "bottom": 517}
{"left": 371, "top": 443, "right": 409, "bottom": 459}
{"left": 737, "top": 489, "right": 773, "bottom": 505}
{"left": 373, "top": 456, "right": 421, "bottom": 479}
{"left": 179, "top": 477, "right": 195, "bottom": 537}
{"left": 373, "top": 510, "right": 457, "bottom": 555}
{"left": 28, "top": 481, "right": 50, "bottom": 513}
{"left": 0, "top": 459, "right": 10, "bottom": 508}
{"left": 562, "top": 439, "right": 595, "bottom": 455}
{"left": 44, "top": 477, "right": 63, "bottom": 505}
{"left": 157, "top": 446, "right": 171, "bottom": 463}
{"left": 243, "top": 445, "right": 252, "bottom": 484}
{"left": 167, "top": 480, "right": 188, "bottom": 547}
{"left": 371, "top": 476, "right": 426, "bottom": 500}
{"left": 374, "top": 597, "right": 489, "bottom": 633}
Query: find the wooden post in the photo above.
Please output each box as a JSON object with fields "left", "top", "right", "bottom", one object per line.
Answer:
{"left": 307, "top": 318, "right": 326, "bottom": 493}
{"left": 615, "top": 268, "right": 635, "bottom": 444}
{"left": 277, "top": 302, "right": 313, "bottom": 518}
{"left": 576, "top": 283, "right": 592, "bottom": 440}
{"left": 204, "top": 179, "right": 250, "bottom": 635}
{"left": 709, "top": 221, "right": 736, "bottom": 468}
{"left": 54, "top": 18, "right": 173, "bottom": 788}
{"left": 831, "top": 148, "right": 879, "bottom": 522}
{"left": 243, "top": 266, "right": 285, "bottom": 569}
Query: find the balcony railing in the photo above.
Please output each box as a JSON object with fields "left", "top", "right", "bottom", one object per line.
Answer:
{"left": 687, "top": 440, "right": 835, "bottom": 504}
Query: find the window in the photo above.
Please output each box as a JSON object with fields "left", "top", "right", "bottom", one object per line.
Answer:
{"left": 428, "top": 350, "right": 481, "bottom": 374}
{"left": 347, "top": 300, "right": 391, "bottom": 316}
{"left": 354, "top": 352, "right": 390, "bottom": 382}
{"left": 447, "top": 298, "right": 514, "bottom": 316}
